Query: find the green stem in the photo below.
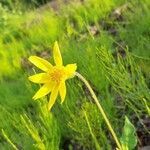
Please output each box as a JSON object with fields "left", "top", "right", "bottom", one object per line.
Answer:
{"left": 2, "top": 129, "right": 18, "bottom": 150}
{"left": 84, "top": 110, "right": 101, "bottom": 150}
{"left": 75, "top": 72, "right": 122, "bottom": 150}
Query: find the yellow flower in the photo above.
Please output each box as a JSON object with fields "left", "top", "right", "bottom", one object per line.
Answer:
{"left": 28, "top": 41, "right": 77, "bottom": 110}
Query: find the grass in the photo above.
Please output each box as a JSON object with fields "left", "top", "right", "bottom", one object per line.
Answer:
{"left": 0, "top": 0, "right": 149, "bottom": 149}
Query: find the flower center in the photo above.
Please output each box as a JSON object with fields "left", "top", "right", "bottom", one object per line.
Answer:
{"left": 49, "top": 67, "right": 66, "bottom": 83}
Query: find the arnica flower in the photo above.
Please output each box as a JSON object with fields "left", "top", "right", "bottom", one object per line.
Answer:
{"left": 28, "top": 41, "right": 77, "bottom": 110}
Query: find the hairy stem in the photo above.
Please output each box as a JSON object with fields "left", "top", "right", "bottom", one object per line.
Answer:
{"left": 75, "top": 72, "right": 122, "bottom": 150}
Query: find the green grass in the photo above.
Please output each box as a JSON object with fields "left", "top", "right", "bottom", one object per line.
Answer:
{"left": 0, "top": 0, "right": 149, "bottom": 149}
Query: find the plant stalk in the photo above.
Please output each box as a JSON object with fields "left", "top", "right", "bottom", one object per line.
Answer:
{"left": 84, "top": 110, "right": 101, "bottom": 150}
{"left": 75, "top": 72, "right": 122, "bottom": 150}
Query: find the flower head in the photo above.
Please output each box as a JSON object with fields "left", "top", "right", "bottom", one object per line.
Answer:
{"left": 28, "top": 41, "right": 77, "bottom": 110}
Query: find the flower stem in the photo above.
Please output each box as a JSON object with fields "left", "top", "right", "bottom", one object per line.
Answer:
{"left": 75, "top": 72, "right": 122, "bottom": 150}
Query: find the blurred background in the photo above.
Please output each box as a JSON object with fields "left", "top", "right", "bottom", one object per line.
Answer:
{"left": 0, "top": 0, "right": 149, "bottom": 149}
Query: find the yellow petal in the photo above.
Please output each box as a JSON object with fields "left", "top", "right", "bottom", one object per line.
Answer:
{"left": 53, "top": 41, "right": 63, "bottom": 66}
{"left": 48, "top": 84, "right": 59, "bottom": 111}
{"left": 28, "top": 73, "right": 50, "bottom": 83}
{"left": 65, "top": 63, "right": 77, "bottom": 79}
{"left": 29, "top": 56, "right": 52, "bottom": 72}
{"left": 33, "top": 83, "right": 54, "bottom": 100}
{"left": 59, "top": 81, "right": 66, "bottom": 104}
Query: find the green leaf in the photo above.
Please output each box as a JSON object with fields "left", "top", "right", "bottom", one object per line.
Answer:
{"left": 120, "top": 116, "right": 137, "bottom": 150}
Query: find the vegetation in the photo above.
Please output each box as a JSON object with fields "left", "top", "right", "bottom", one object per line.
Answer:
{"left": 0, "top": 0, "right": 149, "bottom": 149}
